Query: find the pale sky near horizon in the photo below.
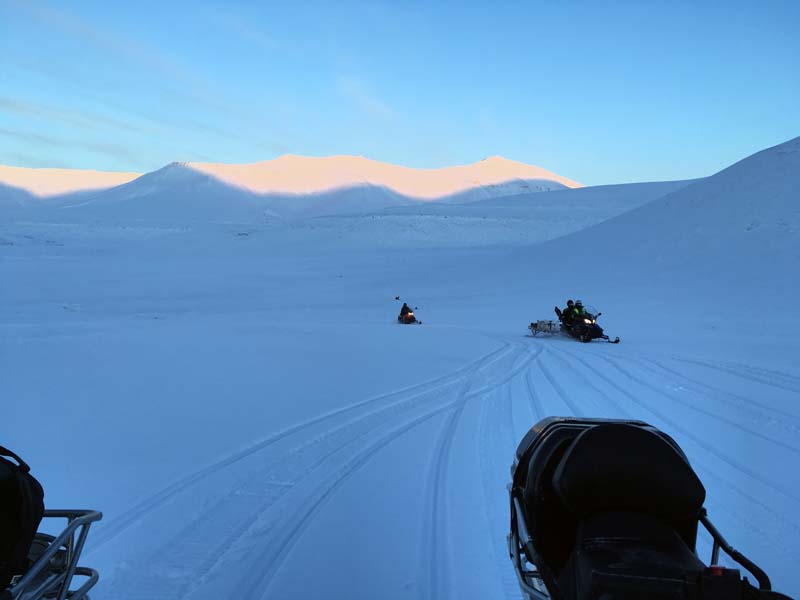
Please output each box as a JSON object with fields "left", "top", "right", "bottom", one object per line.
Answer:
{"left": 1, "top": 0, "right": 798, "bottom": 185}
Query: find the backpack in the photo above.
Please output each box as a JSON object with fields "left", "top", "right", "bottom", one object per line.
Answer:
{"left": 0, "top": 446, "right": 44, "bottom": 590}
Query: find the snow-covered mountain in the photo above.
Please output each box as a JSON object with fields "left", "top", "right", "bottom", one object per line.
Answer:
{"left": 1, "top": 155, "right": 580, "bottom": 220}
{"left": 186, "top": 154, "right": 581, "bottom": 199}
{"left": 55, "top": 163, "right": 268, "bottom": 222}
{"left": 0, "top": 165, "right": 139, "bottom": 198}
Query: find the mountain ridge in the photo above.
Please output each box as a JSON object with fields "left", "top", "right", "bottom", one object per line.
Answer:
{"left": 0, "top": 154, "right": 580, "bottom": 201}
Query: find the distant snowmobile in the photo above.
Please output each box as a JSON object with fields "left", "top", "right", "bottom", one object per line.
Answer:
{"left": 554, "top": 304, "right": 619, "bottom": 343}
{"left": 508, "top": 417, "right": 794, "bottom": 600}
{"left": 397, "top": 302, "right": 421, "bottom": 324}
{"left": 398, "top": 312, "right": 418, "bottom": 324}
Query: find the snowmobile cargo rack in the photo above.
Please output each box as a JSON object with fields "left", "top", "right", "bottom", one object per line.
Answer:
{"left": 508, "top": 417, "right": 793, "bottom": 600}
{"left": 6, "top": 509, "right": 103, "bottom": 600}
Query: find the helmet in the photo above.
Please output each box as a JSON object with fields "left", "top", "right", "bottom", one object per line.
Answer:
{"left": 567, "top": 299, "right": 574, "bottom": 306}
{"left": 575, "top": 299, "right": 583, "bottom": 306}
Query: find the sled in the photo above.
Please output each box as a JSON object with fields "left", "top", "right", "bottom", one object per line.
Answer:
{"left": 6, "top": 509, "right": 102, "bottom": 600}
{"left": 528, "top": 320, "right": 560, "bottom": 336}
{"left": 508, "top": 417, "right": 791, "bottom": 599}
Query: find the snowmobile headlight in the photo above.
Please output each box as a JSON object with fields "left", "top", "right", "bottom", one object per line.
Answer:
{"left": 583, "top": 318, "right": 593, "bottom": 324}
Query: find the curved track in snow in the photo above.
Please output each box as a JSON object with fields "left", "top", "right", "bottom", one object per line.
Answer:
{"left": 99, "top": 334, "right": 800, "bottom": 600}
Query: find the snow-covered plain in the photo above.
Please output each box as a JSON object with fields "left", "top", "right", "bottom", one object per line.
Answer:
{"left": 2, "top": 138, "right": 799, "bottom": 600}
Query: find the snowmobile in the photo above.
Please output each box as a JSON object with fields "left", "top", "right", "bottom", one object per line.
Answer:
{"left": 397, "top": 303, "right": 421, "bottom": 324}
{"left": 398, "top": 312, "right": 418, "bottom": 324}
{"left": 508, "top": 417, "right": 794, "bottom": 600}
{"left": 4, "top": 509, "right": 103, "bottom": 600}
{"left": 554, "top": 305, "right": 619, "bottom": 343}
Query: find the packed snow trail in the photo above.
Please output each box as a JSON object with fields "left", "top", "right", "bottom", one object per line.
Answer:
{"left": 3, "top": 230, "right": 798, "bottom": 599}
{"left": 66, "top": 332, "right": 796, "bottom": 600}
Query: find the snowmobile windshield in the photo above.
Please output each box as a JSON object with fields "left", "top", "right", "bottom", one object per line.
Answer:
{"left": 584, "top": 305, "right": 599, "bottom": 317}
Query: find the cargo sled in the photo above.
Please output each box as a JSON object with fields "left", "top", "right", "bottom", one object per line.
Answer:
{"left": 529, "top": 320, "right": 560, "bottom": 336}
{"left": 508, "top": 417, "right": 793, "bottom": 600}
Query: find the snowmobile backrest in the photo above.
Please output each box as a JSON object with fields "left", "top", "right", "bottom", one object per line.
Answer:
{"left": 552, "top": 423, "right": 705, "bottom": 549}
{"left": 512, "top": 418, "right": 693, "bottom": 574}
{"left": 513, "top": 417, "right": 658, "bottom": 494}
{"left": 522, "top": 433, "right": 577, "bottom": 574}
{"left": 515, "top": 418, "right": 625, "bottom": 573}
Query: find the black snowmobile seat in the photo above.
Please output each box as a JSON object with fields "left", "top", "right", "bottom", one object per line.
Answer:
{"left": 553, "top": 423, "right": 705, "bottom": 548}
{"left": 558, "top": 510, "right": 706, "bottom": 600}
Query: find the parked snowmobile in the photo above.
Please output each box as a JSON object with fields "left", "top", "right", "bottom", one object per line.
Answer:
{"left": 554, "top": 305, "right": 619, "bottom": 343}
{"left": 508, "top": 417, "right": 793, "bottom": 600}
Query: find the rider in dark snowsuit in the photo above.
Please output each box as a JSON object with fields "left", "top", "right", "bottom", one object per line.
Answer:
{"left": 560, "top": 299, "right": 575, "bottom": 326}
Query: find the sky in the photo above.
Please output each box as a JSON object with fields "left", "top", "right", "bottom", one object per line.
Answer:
{"left": 0, "top": 0, "right": 798, "bottom": 185}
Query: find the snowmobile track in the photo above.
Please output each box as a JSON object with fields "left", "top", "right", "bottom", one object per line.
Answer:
{"left": 91, "top": 341, "right": 512, "bottom": 549}
{"left": 524, "top": 367, "right": 544, "bottom": 421}
{"left": 233, "top": 401, "right": 464, "bottom": 600}
{"left": 598, "top": 355, "right": 800, "bottom": 456}
{"left": 420, "top": 340, "right": 540, "bottom": 600}
{"left": 545, "top": 349, "right": 632, "bottom": 418}
{"left": 536, "top": 357, "right": 586, "bottom": 418}
{"left": 551, "top": 347, "right": 800, "bottom": 541}
{"left": 478, "top": 360, "right": 540, "bottom": 600}
{"left": 111, "top": 342, "right": 524, "bottom": 599}
{"left": 555, "top": 348, "right": 800, "bottom": 507}
{"left": 237, "top": 343, "right": 536, "bottom": 599}
{"left": 634, "top": 356, "right": 800, "bottom": 423}
{"left": 671, "top": 357, "right": 800, "bottom": 396}
{"left": 421, "top": 403, "right": 465, "bottom": 600}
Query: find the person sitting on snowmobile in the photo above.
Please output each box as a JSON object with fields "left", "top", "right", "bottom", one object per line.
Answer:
{"left": 398, "top": 302, "right": 418, "bottom": 324}
{"left": 560, "top": 299, "right": 575, "bottom": 326}
{"left": 574, "top": 299, "right": 587, "bottom": 317}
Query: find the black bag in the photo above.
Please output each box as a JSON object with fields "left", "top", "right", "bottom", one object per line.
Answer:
{"left": 0, "top": 446, "right": 44, "bottom": 589}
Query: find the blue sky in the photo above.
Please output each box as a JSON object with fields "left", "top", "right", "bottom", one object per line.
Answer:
{"left": 1, "top": 0, "right": 798, "bottom": 185}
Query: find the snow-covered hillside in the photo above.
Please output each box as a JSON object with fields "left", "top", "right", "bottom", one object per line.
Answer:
{"left": 0, "top": 182, "right": 36, "bottom": 211}
{"left": 296, "top": 179, "right": 693, "bottom": 248}
{"left": 1, "top": 138, "right": 798, "bottom": 600}
{"left": 0, "top": 165, "right": 139, "bottom": 197}
{"left": 502, "top": 136, "right": 800, "bottom": 322}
